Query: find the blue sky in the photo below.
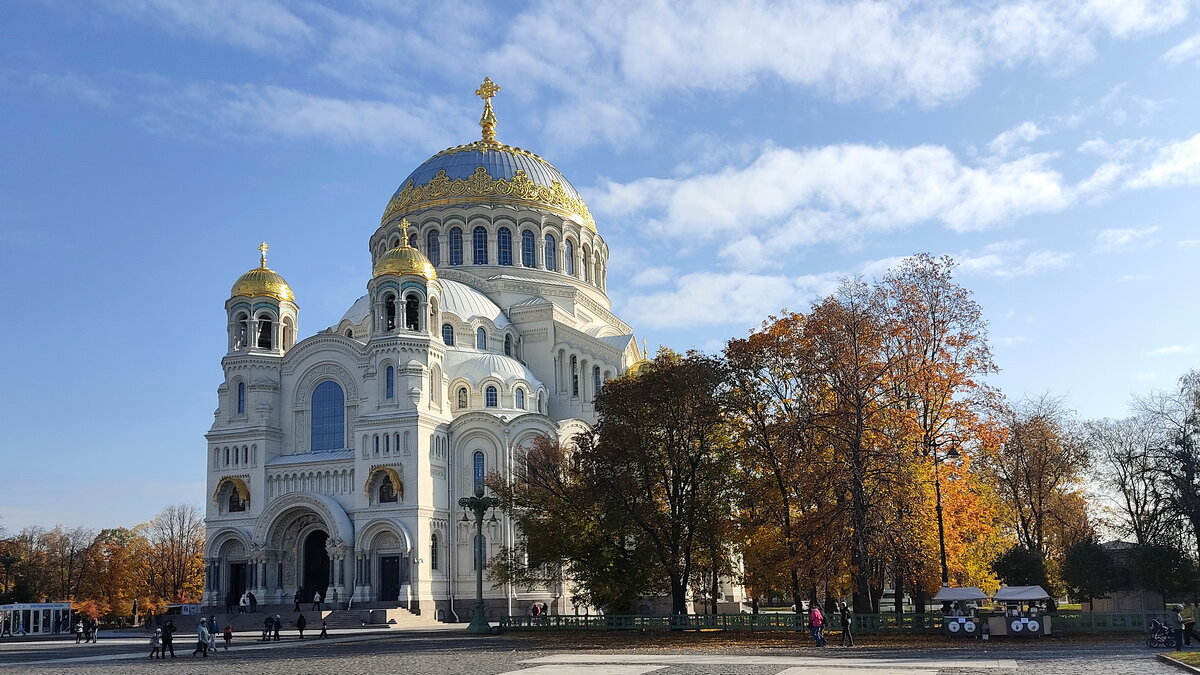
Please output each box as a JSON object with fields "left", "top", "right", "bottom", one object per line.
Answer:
{"left": 2, "top": 1, "right": 1199, "bottom": 531}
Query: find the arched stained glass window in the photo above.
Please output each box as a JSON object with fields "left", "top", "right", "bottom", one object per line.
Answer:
{"left": 593, "top": 365, "right": 602, "bottom": 397}
{"left": 311, "top": 381, "right": 345, "bottom": 452}
{"left": 565, "top": 240, "right": 575, "bottom": 276}
{"left": 472, "top": 226, "right": 488, "bottom": 265}
{"left": 522, "top": 230, "right": 536, "bottom": 267}
{"left": 544, "top": 234, "right": 557, "bottom": 271}
{"left": 570, "top": 355, "right": 579, "bottom": 397}
{"left": 476, "top": 327, "right": 487, "bottom": 350}
{"left": 457, "top": 387, "right": 468, "bottom": 409}
{"left": 504, "top": 334, "right": 512, "bottom": 356}
{"left": 385, "top": 366, "right": 394, "bottom": 399}
{"left": 449, "top": 227, "right": 463, "bottom": 266}
{"left": 426, "top": 229, "right": 441, "bottom": 266}
{"left": 485, "top": 386, "right": 498, "bottom": 407}
{"left": 236, "top": 382, "right": 245, "bottom": 414}
{"left": 497, "top": 227, "right": 512, "bottom": 265}
{"left": 442, "top": 323, "right": 454, "bottom": 346}
{"left": 515, "top": 388, "right": 525, "bottom": 410}
{"left": 473, "top": 451, "right": 485, "bottom": 494}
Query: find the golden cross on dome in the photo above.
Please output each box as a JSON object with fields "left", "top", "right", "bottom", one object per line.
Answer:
{"left": 475, "top": 77, "right": 500, "bottom": 143}
{"left": 258, "top": 241, "right": 269, "bottom": 268}
{"left": 400, "top": 218, "right": 411, "bottom": 245}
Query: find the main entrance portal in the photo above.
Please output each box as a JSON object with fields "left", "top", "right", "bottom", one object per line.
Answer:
{"left": 379, "top": 556, "right": 400, "bottom": 602}
{"left": 301, "top": 530, "right": 329, "bottom": 602}
{"left": 229, "top": 563, "right": 247, "bottom": 604}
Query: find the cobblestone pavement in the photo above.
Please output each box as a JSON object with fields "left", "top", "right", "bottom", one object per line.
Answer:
{"left": 0, "top": 631, "right": 1181, "bottom": 674}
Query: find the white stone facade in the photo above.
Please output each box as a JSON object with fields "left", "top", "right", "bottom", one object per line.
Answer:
{"left": 203, "top": 135, "right": 643, "bottom": 619}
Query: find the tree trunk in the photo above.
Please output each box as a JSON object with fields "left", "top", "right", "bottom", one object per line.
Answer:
{"left": 894, "top": 575, "right": 904, "bottom": 618}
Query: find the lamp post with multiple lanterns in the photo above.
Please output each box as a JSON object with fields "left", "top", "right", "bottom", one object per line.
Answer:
{"left": 459, "top": 487, "right": 500, "bottom": 634}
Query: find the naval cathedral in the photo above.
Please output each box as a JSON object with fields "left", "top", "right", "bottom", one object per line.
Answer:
{"left": 202, "top": 79, "right": 648, "bottom": 619}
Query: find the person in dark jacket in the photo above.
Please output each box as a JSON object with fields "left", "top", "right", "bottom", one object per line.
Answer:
{"left": 296, "top": 613, "right": 307, "bottom": 639}
{"left": 261, "top": 615, "right": 273, "bottom": 642}
{"left": 272, "top": 615, "right": 281, "bottom": 641}
{"left": 839, "top": 601, "right": 854, "bottom": 647}
{"left": 293, "top": 591, "right": 301, "bottom": 612}
{"left": 161, "top": 620, "right": 176, "bottom": 657}
{"left": 248, "top": 591, "right": 258, "bottom": 614}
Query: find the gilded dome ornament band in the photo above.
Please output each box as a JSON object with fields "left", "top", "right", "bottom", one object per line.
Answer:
{"left": 381, "top": 166, "right": 597, "bottom": 232}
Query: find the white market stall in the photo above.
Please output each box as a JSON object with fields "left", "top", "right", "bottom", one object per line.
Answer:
{"left": 933, "top": 586, "right": 987, "bottom": 638}
{"left": 989, "top": 585, "right": 1051, "bottom": 637}
{"left": 0, "top": 602, "right": 73, "bottom": 635}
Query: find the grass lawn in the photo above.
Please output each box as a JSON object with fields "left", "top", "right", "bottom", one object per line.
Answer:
{"left": 1168, "top": 651, "right": 1200, "bottom": 666}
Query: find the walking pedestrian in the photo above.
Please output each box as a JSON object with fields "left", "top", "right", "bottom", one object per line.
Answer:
{"left": 148, "top": 628, "right": 162, "bottom": 659}
{"left": 319, "top": 619, "right": 328, "bottom": 638}
{"left": 225, "top": 592, "right": 235, "bottom": 614}
{"left": 206, "top": 618, "right": 218, "bottom": 655}
{"left": 313, "top": 591, "right": 322, "bottom": 611}
{"left": 90, "top": 617, "right": 99, "bottom": 643}
{"left": 192, "top": 618, "right": 210, "bottom": 657}
{"left": 296, "top": 613, "right": 307, "bottom": 639}
{"left": 223, "top": 624, "right": 232, "bottom": 650}
{"left": 261, "top": 615, "right": 272, "bottom": 642}
{"left": 839, "top": 601, "right": 854, "bottom": 647}
{"left": 272, "top": 614, "right": 282, "bottom": 641}
{"left": 239, "top": 592, "right": 249, "bottom": 614}
{"left": 162, "top": 619, "right": 177, "bottom": 657}
{"left": 248, "top": 591, "right": 258, "bottom": 613}
{"left": 1186, "top": 603, "right": 1200, "bottom": 646}
{"left": 809, "top": 602, "right": 827, "bottom": 647}
{"left": 293, "top": 590, "right": 301, "bottom": 612}
{"left": 1176, "top": 605, "right": 1188, "bottom": 650}
{"left": 74, "top": 619, "right": 83, "bottom": 644}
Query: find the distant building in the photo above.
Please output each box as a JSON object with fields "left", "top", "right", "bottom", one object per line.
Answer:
{"left": 1086, "top": 541, "right": 1164, "bottom": 612}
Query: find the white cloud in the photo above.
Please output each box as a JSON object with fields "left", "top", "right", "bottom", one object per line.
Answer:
{"left": 153, "top": 84, "right": 465, "bottom": 151}
{"left": 957, "top": 241, "right": 1072, "bottom": 278}
{"left": 1145, "top": 344, "right": 1200, "bottom": 356}
{"left": 1094, "top": 226, "right": 1158, "bottom": 251}
{"left": 630, "top": 267, "right": 674, "bottom": 287}
{"left": 989, "top": 121, "right": 1047, "bottom": 157}
{"left": 107, "top": 0, "right": 312, "bottom": 54}
{"left": 1127, "top": 132, "right": 1200, "bottom": 187}
{"left": 590, "top": 143, "right": 1075, "bottom": 266}
{"left": 1077, "top": 137, "right": 1155, "bottom": 159}
{"left": 1163, "top": 31, "right": 1200, "bottom": 63}
{"left": 1081, "top": 0, "right": 1191, "bottom": 38}
{"left": 622, "top": 271, "right": 839, "bottom": 329}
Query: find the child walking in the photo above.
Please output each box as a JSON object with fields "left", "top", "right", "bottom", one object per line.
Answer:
{"left": 149, "top": 628, "right": 162, "bottom": 659}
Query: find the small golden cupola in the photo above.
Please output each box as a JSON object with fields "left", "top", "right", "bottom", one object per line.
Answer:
{"left": 374, "top": 219, "right": 437, "bottom": 280}
{"left": 231, "top": 242, "right": 294, "bottom": 302}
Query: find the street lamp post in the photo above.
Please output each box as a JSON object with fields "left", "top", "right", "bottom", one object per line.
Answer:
{"left": 458, "top": 487, "right": 500, "bottom": 634}
{"left": 926, "top": 444, "right": 960, "bottom": 586}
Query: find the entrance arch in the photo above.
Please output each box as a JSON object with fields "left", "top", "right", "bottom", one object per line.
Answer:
{"left": 302, "top": 530, "right": 330, "bottom": 602}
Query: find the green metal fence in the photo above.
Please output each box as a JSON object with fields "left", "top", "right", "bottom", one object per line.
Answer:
{"left": 499, "top": 610, "right": 1174, "bottom": 634}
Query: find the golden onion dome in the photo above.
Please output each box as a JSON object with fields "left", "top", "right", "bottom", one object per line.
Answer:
{"left": 374, "top": 219, "right": 437, "bottom": 280}
{"left": 231, "top": 242, "right": 294, "bottom": 302}
{"left": 625, "top": 339, "right": 651, "bottom": 375}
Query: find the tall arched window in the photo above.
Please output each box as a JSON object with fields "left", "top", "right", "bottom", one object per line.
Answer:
{"left": 515, "top": 388, "right": 525, "bottom": 410}
{"left": 544, "top": 234, "right": 557, "bottom": 271}
{"left": 570, "top": 355, "right": 579, "bottom": 397}
{"left": 472, "top": 226, "right": 488, "bottom": 265}
{"left": 583, "top": 246, "right": 592, "bottom": 282}
{"left": 430, "top": 533, "right": 440, "bottom": 571}
{"left": 449, "top": 227, "right": 463, "bottom": 265}
{"left": 504, "top": 334, "right": 512, "bottom": 356}
{"left": 565, "top": 240, "right": 575, "bottom": 276}
{"left": 497, "top": 227, "right": 512, "bottom": 266}
{"left": 485, "top": 386, "right": 498, "bottom": 407}
{"left": 473, "top": 450, "right": 485, "bottom": 494}
{"left": 442, "top": 323, "right": 455, "bottom": 345}
{"left": 426, "top": 229, "right": 441, "bottom": 266}
{"left": 236, "top": 382, "right": 245, "bottom": 415}
{"left": 257, "top": 314, "right": 274, "bottom": 349}
{"left": 234, "top": 313, "right": 248, "bottom": 349}
{"left": 457, "top": 387, "right": 468, "bottom": 409}
{"left": 311, "top": 381, "right": 345, "bottom": 452}
{"left": 404, "top": 294, "right": 419, "bottom": 330}
{"left": 384, "top": 294, "right": 397, "bottom": 331}
{"left": 385, "top": 366, "right": 395, "bottom": 399}
{"left": 538, "top": 391, "right": 545, "bottom": 414}
{"left": 521, "top": 230, "right": 536, "bottom": 267}
{"left": 476, "top": 327, "right": 487, "bottom": 350}
{"left": 408, "top": 231, "right": 418, "bottom": 249}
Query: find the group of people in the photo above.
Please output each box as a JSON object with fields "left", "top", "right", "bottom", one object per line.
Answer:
{"left": 73, "top": 616, "right": 99, "bottom": 644}
{"left": 807, "top": 601, "right": 854, "bottom": 648}
{"left": 234, "top": 591, "right": 258, "bottom": 613}
{"left": 146, "top": 620, "right": 176, "bottom": 657}
{"left": 1173, "top": 603, "right": 1200, "bottom": 649}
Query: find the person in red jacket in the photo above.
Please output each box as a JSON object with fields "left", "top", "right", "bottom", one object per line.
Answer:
{"left": 808, "top": 603, "right": 827, "bottom": 647}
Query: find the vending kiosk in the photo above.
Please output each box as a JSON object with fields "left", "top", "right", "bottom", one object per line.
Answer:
{"left": 987, "top": 586, "right": 1052, "bottom": 638}
{"left": 933, "top": 586, "right": 987, "bottom": 638}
